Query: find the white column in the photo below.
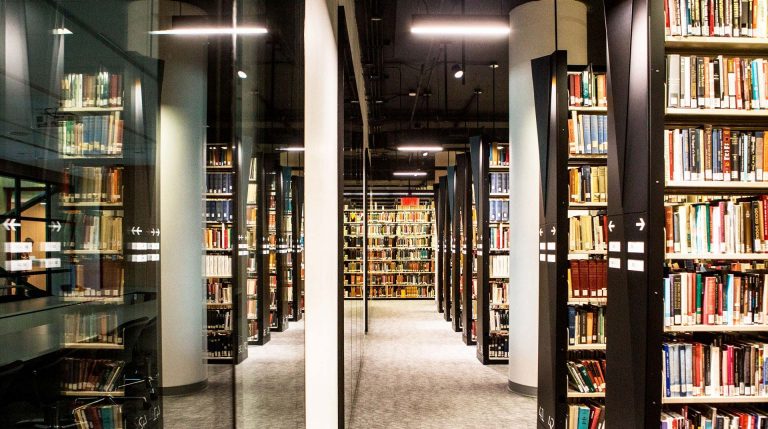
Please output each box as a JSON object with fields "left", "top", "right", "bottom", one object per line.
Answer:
{"left": 305, "top": 0, "right": 340, "bottom": 427}
{"left": 159, "top": 36, "right": 208, "bottom": 392}
{"left": 507, "top": 0, "right": 586, "bottom": 395}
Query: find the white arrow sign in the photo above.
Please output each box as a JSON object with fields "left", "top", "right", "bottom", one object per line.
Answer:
{"left": 149, "top": 228, "right": 159, "bottom": 237}
{"left": 3, "top": 219, "right": 20, "bottom": 231}
{"left": 48, "top": 221, "right": 61, "bottom": 232}
{"left": 539, "top": 228, "right": 543, "bottom": 237}
{"left": 636, "top": 217, "right": 646, "bottom": 231}
{"left": 608, "top": 220, "right": 615, "bottom": 232}
{"left": 131, "top": 227, "right": 143, "bottom": 235}
{"left": 548, "top": 417, "right": 555, "bottom": 429}
{"left": 551, "top": 226, "right": 556, "bottom": 236}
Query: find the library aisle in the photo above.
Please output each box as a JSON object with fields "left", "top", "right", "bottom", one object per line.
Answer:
{"left": 349, "top": 301, "right": 535, "bottom": 428}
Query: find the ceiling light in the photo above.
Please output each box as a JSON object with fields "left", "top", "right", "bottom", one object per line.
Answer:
{"left": 52, "top": 28, "right": 73, "bottom": 35}
{"left": 277, "top": 147, "right": 304, "bottom": 152}
{"left": 410, "top": 15, "right": 510, "bottom": 37}
{"left": 408, "top": 89, "right": 417, "bottom": 97}
{"left": 452, "top": 64, "right": 464, "bottom": 79}
{"left": 371, "top": 16, "right": 382, "bottom": 22}
{"left": 375, "top": 99, "right": 384, "bottom": 104}
{"left": 422, "top": 152, "right": 428, "bottom": 157}
{"left": 398, "top": 146, "right": 443, "bottom": 152}
{"left": 393, "top": 171, "right": 428, "bottom": 177}
{"left": 237, "top": 70, "right": 248, "bottom": 79}
{"left": 149, "top": 27, "right": 268, "bottom": 36}
{"left": 489, "top": 62, "right": 499, "bottom": 69}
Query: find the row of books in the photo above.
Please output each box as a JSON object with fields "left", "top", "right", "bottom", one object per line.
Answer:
{"left": 569, "top": 214, "right": 608, "bottom": 252}
{"left": 205, "top": 200, "right": 234, "bottom": 223}
{"left": 367, "top": 210, "right": 433, "bottom": 223}
{"left": 206, "top": 309, "right": 232, "bottom": 331}
{"left": 664, "top": 0, "right": 768, "bottom": 37}
{"left": 664, "top": 197, "right": 768, "bottom": 254}
{"left": 489, "top": 142, "right": 509, "bottom": 167}
{"left": 666, "top": 55, "right": 768, "bottom": 110}
{"left": 207, "top": 331, "right": 233, "bottom": 357}
{"left": 489, "top": 223, "right": 509, "bottom": 250}
{"left": 568, "top": 259, "right": 608, "bottom": 299}
{"left": 71, "top": 259, "right": 124, "bottom": 294}
{"left": 568, "top": 113, "right": 609, "bottom": 155}
{"left": 73, "top": 404, "right": 124, "bottom": 429}
{"left": 489, "top": 308, "right": 509, "bottom": 331}
{"left": 247, "top": 278, "right": 257, "bottom": 295}
{"left": 489, "top": 333, "right": 509, "bottom": 358}
{"left": 351, "top": 224, "right": 433, "bottom": 236}
{"left": 662, "top": 406, "right": 768, "bottom": 429}
{"left": 61, "top": 358, "right": 124, "bottom": 392}
{"left": 205, "top": 226, "right": 232, "bottom": 250}
{"left": 207, "top": 146, "right": 233, "bottom": 167}
{"left": 568, "top": 69, "right": 607, "bottom": 108}
{"left": 367, "top": 261, "right": 433, "bottom": 272}
{"left": 665, "top": 127, "right": 768, "bottom": 182}
{"left": 567, "top": 403, "right": 604, "bottom": 429}
{"left": 368, "top": 286, "right": 434, "bottom": 298}
{"left": 63, "top": 311, "right": 121, "bottom": 345}
{"left": 490, "top": 172, "right": 509, "bottom": 194}
{"left": 489, "top": 254, "right": 510, "bottom": 278}
{"left": 65, "top": 213, "right": 123, "bottom": 251}
{"left": 206, "top": 172, "right": 234, "bottom": 194}
{"left": 366, "top": 249, "right": 433, "bottom": 260}
{"left": 491, "top": 281, "right": 507, "bottom": 304}
{"left": 207, "top": 281, "right": 232, "bottom": 304}
{"left": 60, "top": 71, "right": 123, "bottom": 108}
{"left": 58, "top": 113, "right": 124, "bottom": 157}
{"left": 205, "top": 254, "right": 232, "bottom": 277}
{"left": 368, "top": 274, "right": 434, "bottom": 285}
{"left": 568, "top": 305, "right": 607, "bottom": 345}
{"left": 567, "top": 358, "right": 607, "bottom": 393}
{"left": 663, "top": 270, "right": 768, "bottom": 326}
{"left": 569, "top": 166, "right": 607, "bottom": 203}
{"left": 663, "top": 338, "right": 768, "bottom": 398}
{"left": 62, "top": 167, "right": 123, "bottom": 204}
{"left": 247, "top": 319, "right": 259, "bottom": 338}
{"left": 489, "top": 199, "right": 510, "bottom": 222}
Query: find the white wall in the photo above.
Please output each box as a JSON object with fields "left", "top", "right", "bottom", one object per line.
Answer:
{"left": 507, "top": 0, "right": 586, "bottom": 393}
{"left": 159, "top": 36, "right": 207, "bottom": 390}
{"left": 305, "top": 0, "right": 340, "bottom": 427}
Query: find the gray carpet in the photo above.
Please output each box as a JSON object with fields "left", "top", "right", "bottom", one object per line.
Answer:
{"left": 348, "top": 300, "right": 536, "bottom": 429}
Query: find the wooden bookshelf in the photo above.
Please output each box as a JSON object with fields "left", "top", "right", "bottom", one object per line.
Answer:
{"left": 567, "top": 344, "right": 606, "bottom": 351}
{"left": 63, "top": 343, "right": 124, "bottom": 350}
{"left": 567, "top": 391, "right": 605, "bottom": 399}
{"left": 60, "top": 390, "right": 126, "bottom": 397}
{"left": 568, "top": 106, "right": 607, "bottom": 113}
{"left": 664, "top": 36, "right": 768, "bottom": 52}
{"left": 665, "top": 253, "right": 768, "bottom": 260}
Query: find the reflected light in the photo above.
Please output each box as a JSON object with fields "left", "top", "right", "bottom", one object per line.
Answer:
{"left": 149, "top": 27, "right": 268, "bottom": 36}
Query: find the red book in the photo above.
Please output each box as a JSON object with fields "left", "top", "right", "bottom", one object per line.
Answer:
{"left": 705, "top": 276, "right": 716, "bottom": 324}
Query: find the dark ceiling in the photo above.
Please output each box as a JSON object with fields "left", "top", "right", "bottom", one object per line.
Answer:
{"left": 352, "top": 0, "right": 512, "bottom": 183}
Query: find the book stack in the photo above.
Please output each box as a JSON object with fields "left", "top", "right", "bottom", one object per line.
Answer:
{"left": 568, "top": 214, "right": 608, "bottom": 253}
{"left": 206, "top": 281, "right": 232, "bottom": 304}
{"left": 205, "top": 254, "right": 232, "bottom": 277}
{"left": 665, "top": 127, "right": 768, "bottom": 183}
{"left": 489, "top": 223, "right": 509, "bottom": 250}
{"left": 664, "top": 0, "right": 768, "bottom": 37}
{"left": 569, "top": 166, "right": 607, "bottom": 203}
{"left": 568, "top": 113, "right": 609, "bottom": 155}
{"left": 63, "top": 311, "right": 121, "bottom": 345}
{"left": 489, "top": 142, "right": 509, "bottom": 166}
{"left": 206, "top": 172, "right": 234, "bottom": 194}
{"left": 490, "top": 172, "right": 509, "bottom": 194}
{"left": 205, "top": 200, "right": 234, "bottom": 223}
{"left": 662, "top": 407, "right": 768, "bottom": 428}
{"left": 205, "top": 226, "right": 232, "bottom": 250}
{"left": 666, "top": 54, "right": 768, "bottom": 111}
{"left": 568, "top": 68, "right": 607, "bottom": 108}
{"left": 567, "top": 358, "right": 607, "bottom": 394}
{"left": 568, "top": 260, "right": 608, "bottom": 299}
{"left": 62, "top": 167, "right": 123, "bottom": 204}
{"left": 58, "top": 112, "right": 124, "bottom": 157}
{"left": 60, "top": 358, "right": 125, "bottom": 393}
{"left": 567, "top": 403, "right": 605, "bottom": 429}
{"left": 63, "top": 212, "right": 123, "bottom": 251}
{"left": 489, "top": 199, "right": 510, "bottom": 222}
{"left": 207, "top": 145, "right": 233, "bottom": 167}
{"left": 73, "top": 404, "right": 124, "bottom": 429}
{"left": 60, "top": 71, "right": 123, "bottom": 109}
{"left": 568, "top": 306, "right": 607, "bottom": 346}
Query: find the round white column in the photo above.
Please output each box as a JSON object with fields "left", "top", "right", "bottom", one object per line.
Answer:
{"left": 507, "top": 0, "right": 586, "bottom": 395}
{"left": 159, "top": 35, "right": 208, "bottom": 393}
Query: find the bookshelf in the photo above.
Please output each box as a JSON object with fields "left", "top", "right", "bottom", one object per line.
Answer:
{"left": 268, "top": 164, "right": 290, "bottom": 332}
{"left": 245, "top": 156, "right": 269, "bottom": 345}
{"left": 436, "top": 176, "right": 450, "bottom": 317}
{"left": 343, "top": 199, "right": 435, "bottom": 299}
{"left": 457, "top": 154, "right": 477, "bottom": 345}
{"left": 289, "top": 176, "right": 305, "bottom": 321}
{"left": 470, "top": 138, "right": 510, "bottom": 364}
{"left": 596, "top": 0, "right": 768, "bottom": 425}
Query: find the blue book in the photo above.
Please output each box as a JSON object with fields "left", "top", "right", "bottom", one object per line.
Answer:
{"left": 102, "top": 406, "right": 113, "bottom": 429}
{"left": 568, "top": 306, "right": 576, "bottom": 345}
{"left": 589, "top": 114, "right": 599, "bottom": 153}
{"left": 752, "top": 61, "right": 760, "bottom": 109}
{"left": 582, "top": 115, "right": 591, "bottom": 154}
{"left": 663, "top": 278, "right": 671, "bottom": 326}
{"left": 663, "top": 343, "right": 671, "bottom": 397}
{"left": 577, "top": 406, "right": 590, "bottom": 429}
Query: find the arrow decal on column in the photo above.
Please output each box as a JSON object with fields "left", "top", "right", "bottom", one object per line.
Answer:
{"left": 636, "top": 217, "right": 645, "bottom": 231}
{"left": 608, "top": 220, "right": 615, "bottom": 232}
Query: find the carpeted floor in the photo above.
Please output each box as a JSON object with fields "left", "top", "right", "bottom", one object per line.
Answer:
{"left": 348, "top": 300, "right": 536, "bottom": 429}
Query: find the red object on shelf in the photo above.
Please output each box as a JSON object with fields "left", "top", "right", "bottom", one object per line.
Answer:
{"left": 401, "top": 197, "right": 420, "bottom": 206}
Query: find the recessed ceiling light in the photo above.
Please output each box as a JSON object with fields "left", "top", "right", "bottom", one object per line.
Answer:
{"left": 489, "top": 62, "right": 500, "bottom": 69}
{"left": 393, "top": 171, "right": 428, "bottom": 177}
{"left": 422, "top": 152, "right": 428, "bottom": 157}
{"left": 398, "top": 146, "right": 443, "bottom": 152}
{"left": 237, "top": 70, "right": 248, "bottom": 79}
{"left": 410, "top": 15, "right": 510, "bottom": 37}
{"left": 408, "top": 89, "right": 417, "bottom": 97}
{"left": 452, "top": 64, "right": 464, "bottom": 79}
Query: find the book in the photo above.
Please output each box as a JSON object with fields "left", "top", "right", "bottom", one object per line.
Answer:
{"left": 665, "top": 0, "right": 768, "bottom": 37}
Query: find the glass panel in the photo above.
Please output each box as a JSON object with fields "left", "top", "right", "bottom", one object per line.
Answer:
{"left": 0, "top": 1, "right": 161, "bottom": 428}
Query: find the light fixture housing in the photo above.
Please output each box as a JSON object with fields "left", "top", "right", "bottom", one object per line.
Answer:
{"left": 410, "top": 14, "right": 510, "bottom": 37}
{"left": 276, "top": 147, "right": 304, "bottom": 152}
{"left": 452, "top": 64, "right": 464, "bottom": 79}
{"left": 393, "top": 171, "right": 428, "bottom": 177}
{"left": 397, "top": 145, "right": 443, "bottom": 152}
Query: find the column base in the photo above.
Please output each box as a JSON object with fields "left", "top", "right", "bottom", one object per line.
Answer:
{"left": 507, "top": 379, "right": 537, "bottom": 397}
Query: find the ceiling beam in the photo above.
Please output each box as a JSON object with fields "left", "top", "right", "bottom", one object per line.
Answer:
{"left": 339, "top": 0, "right": 370, "bottom": 152}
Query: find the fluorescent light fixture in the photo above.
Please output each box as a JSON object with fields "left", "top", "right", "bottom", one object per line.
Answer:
{"left": 277, "top": 147, "right": 304, "bottom": 152}
{"left": 408, "top": 89, "right": 417, "bottom": 97}
{"left": 397, "top": 145, "right": 443, "bottom": 152}
{"left": 393, "top": 171, "right": 428, "bottom": 177}
{"left": 149, "top": 27, "right": 268, "bottom": 35}
{"left": 410, "top": 15, "right": 510, "bottom": 37}
{"left": 52, "top": 28, "right": 73, "bottom": 35}
{"left": 452, "top": 64, "right": 464, "bottom": 79}
{"left": 237, "top": 70, "right": 248, "bottom": 79}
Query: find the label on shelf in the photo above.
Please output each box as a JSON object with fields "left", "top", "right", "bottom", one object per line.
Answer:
{"left": 148, "top": 243, "right": 160, "bottom": 250}
{"left": 129, "top": 242, "right": 148, "bottom": 250}
{"left": 34, "top": 258, "right": 61, "bottom": 268}
{"left": 40, "top": 242, "right": 62, "bottom": 252}
{"left": 627, "top": 259, "right": 644, "bottom": 272}
{"left": 608, "top": 257, "right": 621, "bottom": 269}
{"left": 539, "top": 242, "right": 545, "bottom": 250}
{"left": 130, "top": 254, "right": 148, "bottom": 263}
{"left": 547, "top": 254, "right": 556, "bottom": 263}
{"left": 627, "top": 241, "right": 644, "bottom": 254}
{"left": 5, "top": 242, "right": 32, "bottom": 253}
{"left": 547, "top": 242, "right": 556, "bottom": 250}
{"left": 5, "top": 259, "right": 32, "bottom": 271}
{"left": 539, "top": 253, "right": 546, "bottom": 261}
{"left": 608, "top": 241, "right": 621, "bottom": 252}
{"left": 149, "top": 254, "right": 160, "bottom": 262}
